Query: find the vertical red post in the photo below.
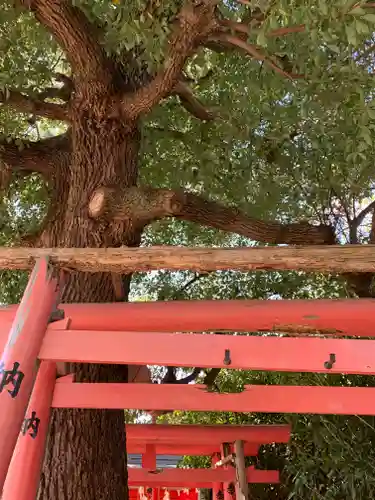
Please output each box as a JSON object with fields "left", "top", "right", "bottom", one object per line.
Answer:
{"left": 142, "top": 444, "right": 157, "bottom": 469}
{"left": 211, "top": 453, "right": 223, "bottom": 500}
{"left": 152, "top": 487, "right": 159, "bottom": 500}
{"left": 0, "top": 258, "right": 60, "bottom": 492}
{"left": 2, "top": 361, "right": 56, "bottom": 500}
{"left": 142, "top": 444, "right": 157, "bottom": 500}
{"left": 220, "top": 444, "right": 231, "bottom": 500}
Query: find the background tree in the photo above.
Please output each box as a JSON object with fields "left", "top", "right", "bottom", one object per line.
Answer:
{"left": 2, "top": 0, "right": 375, "bottom": 499}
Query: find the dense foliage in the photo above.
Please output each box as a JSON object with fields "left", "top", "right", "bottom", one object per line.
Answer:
{"left": 2, "top": 0, "right": 375, "bottom": 498}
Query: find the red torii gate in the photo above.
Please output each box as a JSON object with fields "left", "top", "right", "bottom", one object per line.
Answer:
{"left": 1, "top": 248, "right": 375, "bottom": 499}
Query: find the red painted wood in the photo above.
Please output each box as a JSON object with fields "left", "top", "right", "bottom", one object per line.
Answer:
{"left": 142, "top": 444, "right": 157, "bottom": 469}
{"left": 37, "top": 330, "right": 375, "bottom": 375}
{"left": 48, "top": 318, "right": 71, "bottom": 330}
{"left": 125, "top": 424, "right": 291, "bottom": 445}
{"left": 212, "top": 454, "right": 223, "bottom": 500}
{"left": 55, "top": 373, "right": 75, "bottom": 384}
{"left": 52, "top": 382, "right": 375, "bottom": 415}
{"left": 2, "top": 362, "right": 56, "bottom": 500}
{"left": 0, "top": 299, "right": 375, "bottom": 336}
{"left": 152, "top": 488, "right": 159, "bottom": 500}
{"left": 127, "top": 443, "right": 259, "bottom": 456}
{"left": 127, "top": 467, "right": 279, "bottom": 486}
{"left": 0, "top": 258, "right": 59, "bottom": 491}
{"left": 129, "top": 489, "right": 195, "bottom": 498}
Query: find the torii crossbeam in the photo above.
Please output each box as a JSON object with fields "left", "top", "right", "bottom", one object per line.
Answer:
{"left": 0, "top": 247, "right": 374, "bottom": 499}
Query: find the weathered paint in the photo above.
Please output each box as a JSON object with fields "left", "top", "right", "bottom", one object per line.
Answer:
{"left": 33, "top": 330, "right": 375, "bottom": 375}
{"left": 6, "top": 259, "right": 40, "bottom": 348}
{"left": 125, "top": 424, "right": 290, "bottom": 445}
{"left": 0, "top": 299, "right": 374, "bottom": 336}
{"left": 127, "top": 467, "right": 279, "bottom": 486}
{"left": 0, "top": 258, "right": 59, "bottom": 492}
{"left": 52, "top": 383, "right": 375, "bottom": 415}
{"left": 2, "top": 362, "right": 57, "bottom": 500}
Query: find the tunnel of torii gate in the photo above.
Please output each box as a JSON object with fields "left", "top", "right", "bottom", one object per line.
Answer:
{"left": 1, "top": 246, "right": 375, "bottom": 499}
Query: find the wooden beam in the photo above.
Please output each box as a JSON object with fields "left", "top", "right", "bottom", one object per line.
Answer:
{"left": 36, "top": 330, "right": 375, "bottom": 374}
{"left": 52, "top": 383, "right": 375, "bottom": 415}
{"left": 0, "top": 245, "right": 374, "bottom": 273}
{"left": 234, "top": 441, "right": 248, "bottom": 500}
{"left": 127, "top": 466, "right": 279, "bottom": 486}
{"left": 1, "top": 299, "right": 374, "bottom": 336}
{"left": 125, "top": 424, "right": 291, "bottom": 445}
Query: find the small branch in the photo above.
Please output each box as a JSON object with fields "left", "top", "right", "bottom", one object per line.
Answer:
{"left": 0, "top": 88, "right": 68, "bottom": 121}
{"left": 211, "top": 34, "right": 300, "bottom": 79}
{"left": 20, "top": 0, "right": 112, "bottom": 84}
{"left": 370, "top": 208, "right": 375, "bottom": 244}
{"left": 221, "top": 19, "right": 305, "bottom": 39}
{"left": 172, "top": 81, "right": 216, "bottom": 121}
{"left": 146, "top": 125, "right": 187, "bottom": 142}
{"left": 88, "top": 186, "right": 335, "bottom": 245}
{"left": 267, "top": 25, "right": 306, "bottom": 37}
{"left": 169, "top": 272, "right": 210, "bottom": 300}
{"left": 121, "top": 0, "right": 219, "bottom": 119}
{"left": 353, "top": 200, "right": 375, "bottom": 228}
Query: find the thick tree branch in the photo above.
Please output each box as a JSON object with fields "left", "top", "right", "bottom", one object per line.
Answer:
{"left": 121, "top": 0, "right": 219, "bottom": 119}
{"left": 88, "top": 186, "right": 335, "bottom": 245}
{"left": 0, "top": 133, "right": 71, "bottom": 180}
{"left": 38, "top": 85, "right": 72, "bottom": 103}
{"left": 172, "top": 81, "right": 216, "bottom": 121}
{"left": 0, "top": 88, "right": 68, "bottom": 121}
{"left": 20, "top": 0, "right": 112, "bottom": 83}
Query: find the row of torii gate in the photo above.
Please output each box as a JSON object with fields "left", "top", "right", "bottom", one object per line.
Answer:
{"left": 1, "top": 246, "right": 375, "bottom": 499}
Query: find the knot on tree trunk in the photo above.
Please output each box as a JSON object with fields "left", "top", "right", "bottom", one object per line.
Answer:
{"left": 88, "top": 186, "right": 184, "bottom": 226}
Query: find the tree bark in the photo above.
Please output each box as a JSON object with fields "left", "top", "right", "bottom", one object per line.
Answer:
{"left": 0, "top": 245, "right": 375, "bottom": 274}
{"left": 35, "top": 87, "right": 142, "bottom": 499}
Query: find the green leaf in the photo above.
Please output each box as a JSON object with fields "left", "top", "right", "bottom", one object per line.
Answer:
{"left": 355, "top": 18, "right": 370, "bottom": 34}
{"left": 349, "top": 7, "right": 366, "bottom": 16}
{"left": 319, "top": 0, "right": 329, "bottom": 16}
{"left": 364, "top": 13, "right": 375, "bottom": 23}
{"left": 345, "top": 23, "right": 358, "bottom": 44}
{"left": 360, "top": 126, "right": 372, "bottom": 146}
{"left": 256, "top": 30, "right": 267, "bottom": 47}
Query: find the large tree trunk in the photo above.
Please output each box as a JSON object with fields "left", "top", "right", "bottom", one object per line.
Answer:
{"left": 37, "top": 89, "right": 141, "bottom": 499}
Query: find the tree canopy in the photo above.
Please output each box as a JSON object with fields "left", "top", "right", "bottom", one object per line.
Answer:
{"left": 2, "top": 0, "right": 375, "bottom": 499}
